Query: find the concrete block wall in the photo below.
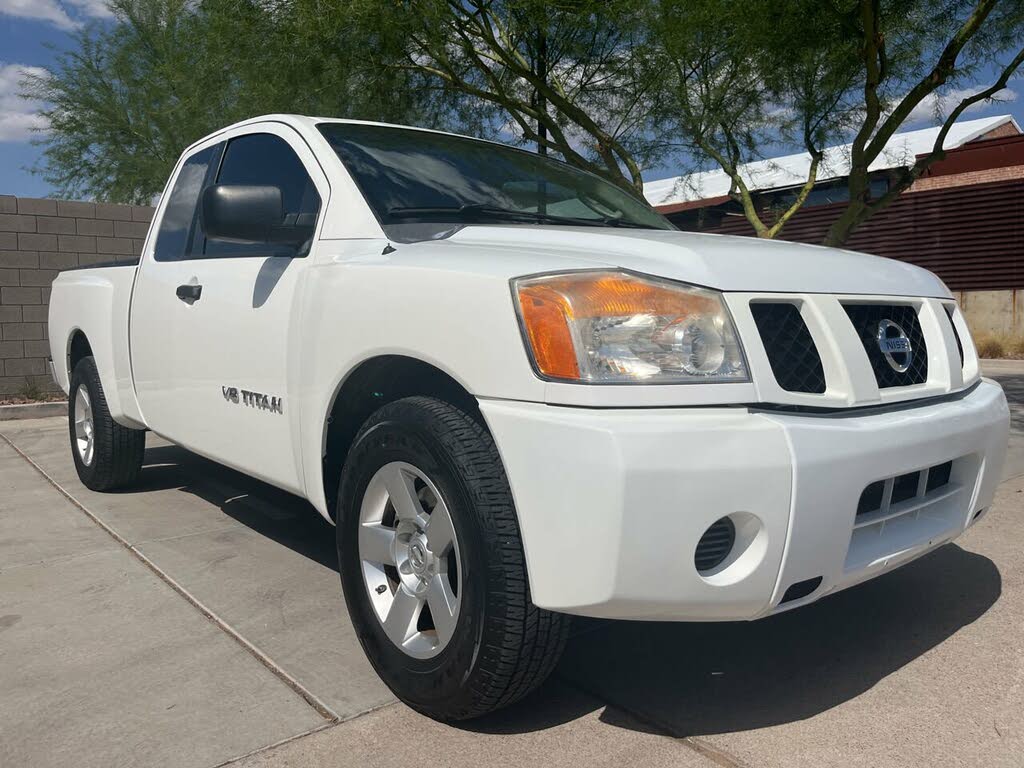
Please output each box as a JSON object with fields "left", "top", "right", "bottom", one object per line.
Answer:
{"left": 0, "top": 195, "right": 154, "bottom": 396}
{"left": 954, "top": 289, "right": 1024, "bottom": 338}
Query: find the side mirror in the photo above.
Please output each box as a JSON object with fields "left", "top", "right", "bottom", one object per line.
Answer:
{"left": 201, "top": 184, "right": 284, "bottom": 244}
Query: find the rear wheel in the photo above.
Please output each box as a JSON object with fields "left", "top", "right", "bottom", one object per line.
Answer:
{"left": 68, "top": 356, "right": 145, "bottom": 491}
{"left": 337, "top": 396, "right": 569, "bottom": 720}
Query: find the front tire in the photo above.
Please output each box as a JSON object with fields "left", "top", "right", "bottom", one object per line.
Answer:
{"left": 337, "top": 396, "right": 569, "bottom": 720}
{"left": 68, "top": 356, "right": 145, "bottom": 491}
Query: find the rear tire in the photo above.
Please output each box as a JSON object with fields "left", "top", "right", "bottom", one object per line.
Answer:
{"left": 69, "top": 355, "right": 145, "bottom": 491}
{"left": 337, "top": 396, "right": 569, "bottom": 720}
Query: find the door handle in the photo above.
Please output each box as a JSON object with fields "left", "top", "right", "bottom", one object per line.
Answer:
{"left": 176, "top": 283, "right": 202, "bottom": 304}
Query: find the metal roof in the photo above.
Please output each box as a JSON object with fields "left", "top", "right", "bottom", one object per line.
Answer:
{"left": 644, "top": 114, "right": 1022, "bottom": 208}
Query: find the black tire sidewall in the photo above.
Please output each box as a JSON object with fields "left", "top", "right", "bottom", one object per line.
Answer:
{"left": 68, "top": 356, "right": 104, "bottom": 487}
{"left": 337, "top": 403, "right": 495, "bottom": 716}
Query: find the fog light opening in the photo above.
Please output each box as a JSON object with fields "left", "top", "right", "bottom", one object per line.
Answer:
{"left": 696, "top": 512, "right": 767, "bottom": 586}
{"left": 695, "top": 516, "right": 736, "bottom": 574}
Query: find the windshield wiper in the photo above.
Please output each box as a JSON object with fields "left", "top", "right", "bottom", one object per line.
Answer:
{"left": 387, "top": 204, "right": 546, "bottom": 223}
{"left": 591, "top": 217, "right": 654, "bottom": 229}
{"left": 385, "top": 204, "right": 654, "bottom": 229}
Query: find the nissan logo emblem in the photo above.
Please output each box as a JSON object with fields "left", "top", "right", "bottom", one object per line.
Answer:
{"left": 877, "top": 319, "right": 913, "bottom": 373}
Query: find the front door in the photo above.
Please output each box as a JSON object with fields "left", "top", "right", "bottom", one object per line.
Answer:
{"left": 130, "top": 125, "right": 327, "bottom": 493}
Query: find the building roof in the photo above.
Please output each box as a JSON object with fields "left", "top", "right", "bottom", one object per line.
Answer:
{"left": 644, "top": 114, "right": 1022, "bottom": 209}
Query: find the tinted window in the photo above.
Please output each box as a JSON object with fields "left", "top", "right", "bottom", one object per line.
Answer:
{"left": 202, "top": 133, "right": 321, "bottom": 259}
{"left": 317, "top": 123, "right": 670, "bottom": 234}
{"left": 153, "top": 144, "right": 219, "bottom": 262}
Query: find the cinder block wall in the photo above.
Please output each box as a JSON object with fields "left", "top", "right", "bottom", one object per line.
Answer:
{"left": 954, "top": 289, "right": 1024, "bottom": 338}
{"left": 0, "top": 195, "right": 154, "bottom": 396}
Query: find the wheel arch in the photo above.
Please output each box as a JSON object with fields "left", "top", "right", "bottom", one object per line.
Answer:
{"left": 320, "top": 354, "right": 482, "bottom": 520}
{"left": 67, "top": 328, "right": 93, "bottom": 379}
{"left": 48, "top": 268, "right": 145, "bottom": 427}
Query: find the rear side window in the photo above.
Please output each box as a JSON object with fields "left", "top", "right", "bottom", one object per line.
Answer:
{"left": 202, "top": 133, "right": 321, "bottom": 259}
{"left": 153, "top": 144, "right": 220, "bottom": 262}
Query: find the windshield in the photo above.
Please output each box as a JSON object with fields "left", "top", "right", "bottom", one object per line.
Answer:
{"left": 317, "top": 123, "right": 672, "bottom": 236}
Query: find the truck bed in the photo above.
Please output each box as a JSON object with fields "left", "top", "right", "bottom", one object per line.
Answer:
{"left": 48, "top": 263, "right": 145, "bottom": 428}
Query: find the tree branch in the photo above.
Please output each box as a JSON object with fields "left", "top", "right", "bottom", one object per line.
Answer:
{"left": 863, "top": 0, "right": 1000, "bottom": 162}
{"left": 878, "top": 44, "right": 1023, "bottom": 205}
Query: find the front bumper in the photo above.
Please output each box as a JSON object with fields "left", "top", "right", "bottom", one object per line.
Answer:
{"left": 480, "top": 379, "right": 1009, "bottom": 621}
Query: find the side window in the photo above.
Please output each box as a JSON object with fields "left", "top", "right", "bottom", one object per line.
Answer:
{"left": 153, "top": 144, "right": 220, "bottom": 262}
{"left": 202, "top": 133, "right": 321, "bottom": 259}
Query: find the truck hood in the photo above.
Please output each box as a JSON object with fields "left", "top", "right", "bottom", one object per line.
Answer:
{"left": 445, "top": 225, "right": 952, "bottom": 298}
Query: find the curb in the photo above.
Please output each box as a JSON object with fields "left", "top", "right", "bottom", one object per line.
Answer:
{"left": 0, "top": 401, "right": 67, "bottom": 421}
{"left": 981, "top": 359, "right": 1024, "bottom": 375}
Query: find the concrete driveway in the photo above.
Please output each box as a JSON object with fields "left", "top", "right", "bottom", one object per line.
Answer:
{"left": 2, "top": 364, "right": 1022, "bottom": 768}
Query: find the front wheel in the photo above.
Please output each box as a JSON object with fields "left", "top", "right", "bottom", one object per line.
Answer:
{"left": 337, "top": 396, "right": 569, "bottom": 720}
{"left": 68, "top": 356, "right": 145, "bottom": 491}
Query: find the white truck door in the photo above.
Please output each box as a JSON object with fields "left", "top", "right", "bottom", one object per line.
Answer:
{"left": 130, "top": 125, "right": 328, "bottom": 494}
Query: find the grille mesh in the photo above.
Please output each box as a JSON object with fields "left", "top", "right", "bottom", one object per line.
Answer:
{"left": 844, "top": 304, "right": 928, "bottom": 388}
{"left": 750, "top": 303, "right": 826, "bottom": 394}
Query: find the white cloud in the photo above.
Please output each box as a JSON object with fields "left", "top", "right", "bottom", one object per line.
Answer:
{"left": 904, "top": 84, "right": 1017, "bottom": 125}
{"left": 0, "top": 0, "right": 77, "bottom": 29}
{"left": 0, "top": 63, "right": 49, "bottom": 142}
{"left": 0, "top": 0, "right": 113, "bottom": 30}
{"left": 65, "top": 0, "right": 114, "bottom": 19}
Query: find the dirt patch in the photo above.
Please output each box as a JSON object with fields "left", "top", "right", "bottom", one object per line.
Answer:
{"left": 976, "top": 334, "right": 1024, "bottom": 360}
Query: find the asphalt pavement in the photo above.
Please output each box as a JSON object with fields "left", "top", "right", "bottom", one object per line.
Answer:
{"left": 1, "top": 362, "right": 1022, "bottom": 768}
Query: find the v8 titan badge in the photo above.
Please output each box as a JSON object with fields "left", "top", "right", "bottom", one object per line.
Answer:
{"left": 222, "top": 386, "right": 283, "bottom": 414}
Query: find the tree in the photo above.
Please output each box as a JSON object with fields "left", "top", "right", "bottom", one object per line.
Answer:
{"left": 391, "top": 0, "right": 656, "bottom": 196}
{"left": 646, "top": 0, "right": 1024, "bottom": 245}
{"left": 644, "top": 0, "right": 861, "bottom": 238}
{"left": 23, "top": 0, "right": 449, "bottom": 202}
{"left": 26, "top": 0, "right": 1024, "bottom": 232}
{"left": 822, "top": 0, "right": 1024, "bottom": 245}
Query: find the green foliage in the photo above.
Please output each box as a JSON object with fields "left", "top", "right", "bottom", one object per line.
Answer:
{"left": 15, "top": 377, "right": 45, "bottom": 402}
{"left": 645, "top": 0, "right": 1024, "bottom": 242}
{"left": 641, "top": 0, "right": 864, "bottom": 237}
{"left": 24, "top": 0, "right": 458, "bottom": 203}
{"left": 390, "top": 0, "right": 655, "bottom": 194}
{"left": 819, "top": 0, "right": 1024, "bottom": 245}
{"left": 23, "top": 0, "right": 1024, "bottom": 239}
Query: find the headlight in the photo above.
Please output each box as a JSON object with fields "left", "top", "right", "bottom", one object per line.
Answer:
{"left": 513, "top": 271, "right": 748, "bottom": 383}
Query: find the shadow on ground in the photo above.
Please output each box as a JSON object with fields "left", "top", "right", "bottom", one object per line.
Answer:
{"left": 556, "top": 543, "right": 1000, "bottom": 739}
{"left": 126, "top": 441, "right": 1002, "bottom": 741}
{"left": 130, "top": 444, "right": 337, "bottom": 570}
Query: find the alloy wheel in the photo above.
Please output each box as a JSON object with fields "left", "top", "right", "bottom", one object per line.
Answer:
{"left": 74, "top": 387, "right": 95, "bottom": 466}
{"left": 358, "top": 461, "right": 462, "bottom": 659}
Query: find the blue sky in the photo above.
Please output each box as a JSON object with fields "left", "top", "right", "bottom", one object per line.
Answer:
{"left": 1, "top": 0, "right": 1022, "bottom": 200}
{"left": 1, "top": 0, "right": 115, "bottom": 196}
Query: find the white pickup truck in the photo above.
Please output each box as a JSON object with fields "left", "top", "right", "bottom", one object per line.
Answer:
{"left": 48, "top": 115, "right": 1009, "bottom": 720}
